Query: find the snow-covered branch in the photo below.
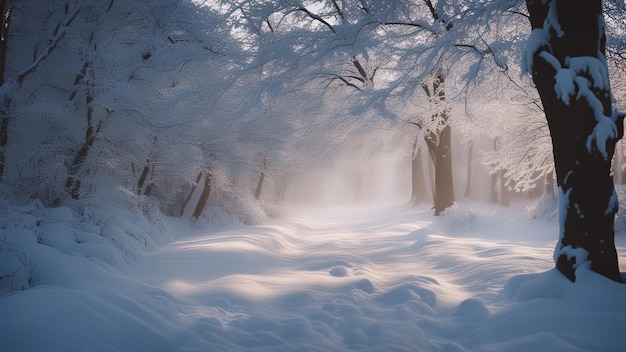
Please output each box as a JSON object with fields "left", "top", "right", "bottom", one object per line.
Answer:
{"left": 17, "top": 4, "right": 80, "bottom": 85}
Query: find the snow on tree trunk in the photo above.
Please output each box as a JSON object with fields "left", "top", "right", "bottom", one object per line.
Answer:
{"left": 180, "top": 172, "right": 212, "bottom": 220}
{"left": 524, "top": 0, "right": 624, "bottom": 282}
{"left": 180, "top": 173, "right": 203, "bottom": 217}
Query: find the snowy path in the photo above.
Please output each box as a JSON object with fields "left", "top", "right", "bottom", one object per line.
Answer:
{"left": 3, "top": 203, "right": 626, "bottom": 351}
{"left": 127, "top": 204, "right": 607, "bottom": 351}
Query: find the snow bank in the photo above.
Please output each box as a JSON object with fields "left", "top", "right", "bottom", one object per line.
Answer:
{"left": 0, "top": 197, "right": 168, "bottom": 295}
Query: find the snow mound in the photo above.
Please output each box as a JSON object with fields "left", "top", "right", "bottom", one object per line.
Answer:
{"left": 0, "top": 198, "right": 168, "bottom": 295}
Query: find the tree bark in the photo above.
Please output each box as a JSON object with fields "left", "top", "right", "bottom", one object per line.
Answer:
{"left": 499, "top": 170, "right": 510, "bottom": 207}
{"left": 464, "top": 141, "right": 473, "bottom": 198}
{"left": 0, "top": 0, "right": 10, "bottom": 177}
{"left": 180, "top": 172, "right": 203, "bottom": 216}
{"left": 192, "top": 173, "right": 212, "bottom": 220}
{"left": 526, "top": 0, "right": 623, "bottom": 282}
{"left": 490, "top": 140, "right": 499, "bottom": 204}
{"left": 137, "top": 136, "right": 157, "bottom": 195}
{"left": 411, "top": 140, "right": 427, "bottom": 205}
{"left": 428, "top": 122, "right": 454, "bottom": 216}
{"left": 422, "top": 71, "right": 454, "bottom": 216}
{"left": 65, "top": 54, "right": 99, "bottom": 200}
{"left": 254, "top": 157, "right": 266, "bottom": 200}
{"left": 545, "top": 171, "right": 555, "bottom": 197}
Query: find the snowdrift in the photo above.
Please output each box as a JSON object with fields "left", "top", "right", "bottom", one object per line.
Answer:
{"left": 1, "top": 202, "right": 626, "bottom": 351}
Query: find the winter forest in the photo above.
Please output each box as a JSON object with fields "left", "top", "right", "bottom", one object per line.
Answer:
{"left": 2, "top": 0, "right": 626, "bottom": 351}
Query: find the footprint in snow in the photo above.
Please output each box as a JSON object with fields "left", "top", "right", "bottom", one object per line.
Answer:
{"left": 329, "top": 266, "right": 350, "bottom": 277}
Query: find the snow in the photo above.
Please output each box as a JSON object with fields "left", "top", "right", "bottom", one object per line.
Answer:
{"left": 520, "top": 29, "right": 549, "bottom": 77}
{"left": 586, "top": 113, "right": 618, "bottom": 159}
{"left": 2, "top": 201, "right": 626, "bottom": 351}
{"left": 567, "top": 56, "right": 610, "bottom": 91}
{"left": 554, "top": 68, "right": 576, "bottom": 105}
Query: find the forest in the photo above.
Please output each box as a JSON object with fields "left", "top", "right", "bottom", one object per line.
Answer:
{"left": 1, "top": 0, "right": 626, "bottom": 351}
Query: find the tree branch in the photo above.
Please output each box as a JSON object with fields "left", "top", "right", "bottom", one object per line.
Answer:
{"left": 292, "top": 7, "right": 336, "bottom": 33}
{"left": 328, "top": 75, "right": 361, "bottom": 91}
{"left": 17, "top": 4, "right": 80, "bottom": 85}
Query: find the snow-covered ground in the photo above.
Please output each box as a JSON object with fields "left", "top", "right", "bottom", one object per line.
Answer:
{"left": 2, "top": 202, "right": 626, "bottom": 351}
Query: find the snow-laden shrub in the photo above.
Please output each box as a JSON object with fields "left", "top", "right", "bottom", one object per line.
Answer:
{"left": 217, "top": 188, "right": 267, "bottom": 226}
{"left": 190, "top": 205, "right": 239, "bottom": 229}
{"left": 526, "top": 192, "right": 558, "bottom": 221}
{"left": 0, "top": 195, "right": 168, "bottom": 295}
{"left": 440, "top": 203, "right": 494, "bottom": 228}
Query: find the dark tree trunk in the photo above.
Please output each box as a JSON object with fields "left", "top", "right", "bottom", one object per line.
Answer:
{"left": 65, "top": 52, "right": 99, "bottom": 200}
{"left": 137, "top": 165, "right": 151, "bottom": 194}
{"left": 137, "top": 136, "right": 157, "bottom": 195}
{"left": 0, "top": 0, "right": 10, "bottom": 177}
{"left": 526, "top": 0, "right": 624, "bottom": 282}
{"left": 192, "top": 173, "right": 212, "bottom": 220}
{"left": 411, "top": 141, "right": 427, "bottom": 205}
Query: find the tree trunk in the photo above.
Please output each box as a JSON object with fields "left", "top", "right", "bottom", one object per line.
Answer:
{"left": 180, "top": 172, "right": 203, "bottom": 216}
{"left": 617, "top": 141, "right": 626, "bottom": 185}
{"left": 489, "top": 172, "right": 498, "bottom": 204}
{"left": 499, "top": 170, "right": 510, "bottom": 207}
{"left": 136, "top": 165, "right": 151, "bottom": 194}
{"left": 422, "top": 71, "right": 454, "bottom": 216}
{"left": 430, "top": 123, "right": 454, "bottom": 216}
{"left": 254, "top": 157, "right": 266, "bottom": 200}
{"left": 0, "top": 0, "right": 10, "bottom": 177}
{"left": 411, "top": 140, "right": 427, "bottom": 205}
{"left": 137, "top": 136, "right": 157, "bottom": 195}
{"left": 427, "top": 146, "right": 436, "bottom": 204}
{"left": 464, "top": 141, "right": 473, "bottom": 198}
{"left": 545, "top": 171, "right": 556, "bottom": 198}
{"left": 192, "top": 173, "right": 212, "bottom": 220}
{"left": 65, "top": 55, "right": 99, "bottom": 200}
{"left": 490, "top": 139, "right": 499, "bottom": 204}
{"left": 526, "top": 0, "right": 623, "bottom": 282}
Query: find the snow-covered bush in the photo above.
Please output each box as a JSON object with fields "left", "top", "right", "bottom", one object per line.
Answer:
{"left": 440, "top": 203, "right": 494, "bottom": 228}
{"left": 0, "top": 196, "right": 168, "bottom": 295}
{"left": 526, "top": 192, "right": 558, "bottom": 221}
